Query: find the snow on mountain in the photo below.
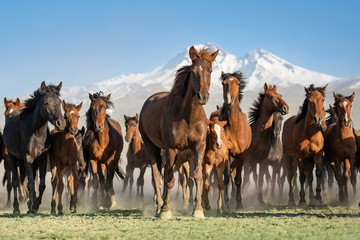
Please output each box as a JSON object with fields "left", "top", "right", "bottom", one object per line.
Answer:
{"left": 1, "top": 43, "right": 359, "bottom": 129}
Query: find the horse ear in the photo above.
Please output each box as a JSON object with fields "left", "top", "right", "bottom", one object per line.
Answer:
{"left": 76, "top": 102, "right": 83, "bottom": 112}
{"left": 62, "top": 100, "right": 67, "bottom": 111}
{"left": 304, "top": 87, "right": 310, "bottom": 96}
{"left": 135, "top": 113, "right": 139, "bottom": 120}
{"left": 124, "top": 115, "right": 129, "bottom": 121}
{"left": 333, "top": 92, "right": 339, "bottom": 102}
{"left": 221, "top": 71, "right": 225, "bottom": 76}
{"left": 15, "top": 98, "right": 21, "bottom": 106}
{"left": 348, "top": 92, "right": 355, "bottom": 102}
{"left": 264, "top": 83, "right": 269, "bottom": 91}
{"left": 321, "top": 84, "right": 328, "bottom": 94}
{"left": 4, "top": 97, "right": 8, "bottom": 106}
{"left": 273, "top": 85, "right": 277, "bottom": 92}
{"left": 209, "top": 49, "right": 219, "bottom": 62}
{"left": 88, "top": 93, "right": 93, "bottom": 101}
{"left": 106, "top": 94, "right": 111, "bottom": 102}
{"left": 189, "top": 46, "right": 200, "bottom": 61}
{"left": 57, "top": 82, "right": 62, "bottom": 92}
{"left": 41, "top": 81, "right": 47, "bottom": 94}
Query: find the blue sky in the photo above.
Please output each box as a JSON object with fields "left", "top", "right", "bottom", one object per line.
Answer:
{"left": 0, "top": 0, "right": 359, "bottom": 98}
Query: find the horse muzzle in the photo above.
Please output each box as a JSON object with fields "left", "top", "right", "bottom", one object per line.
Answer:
{"left": 95, "top": 123, "right": 104, "bottom": 133}
{"left": 125, "top": 136, "right": 131, "bottom": 142}
{"left": 279, "top": 104, "right": 289, "bottom": 115}
{"left": 216, "top": 142, "right": 223, "bottom": 150}
{"left": 69, "top": 126, "right": 78, "bottom": 135}
{"left": 54, "top": 119, "right": 66, "bottom": 131}
{"left": 197, "top": 91, "right": 209, "bottom": 105}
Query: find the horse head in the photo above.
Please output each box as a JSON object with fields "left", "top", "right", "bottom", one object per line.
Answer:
{"left": 334, "top": 92, "right": 355, "bottom": 127}
{"left": 220, "top": 71, "right": 245, "bottom": 107}
{"left": 89, "top": 92, "right": 111, "bottom": 133}
{"left": 189, "top": 46, "right": 218, "bottom": 105}
{"left": 124, "top": 113, "right": 139, "bottom": 142}
{"left": 40, "top": 81, "right": 66, "bottom": 131}
{"left": 304, "top": 84, "right": 327, "bottom": 132}
{"left": 62, "top": 100, "right": 82, "bottom": 135}
{"left": 263, "top": 83, "right": 289, "bottom": 115}
{"left": 208, "top": 117, "right": 227, "bottom": 150}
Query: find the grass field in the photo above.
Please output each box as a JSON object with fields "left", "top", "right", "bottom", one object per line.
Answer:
{"left": 0, "top": 204, "right": 359, "bottom": 239}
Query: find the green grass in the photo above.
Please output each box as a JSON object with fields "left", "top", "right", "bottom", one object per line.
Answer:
{"left": 0, "top": 206, "right": 359, "bottom": 239}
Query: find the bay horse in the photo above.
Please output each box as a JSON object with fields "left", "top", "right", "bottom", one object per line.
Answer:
{"left": 1, "top": 97, "right": 27, "bottom": 205}
{"left": 139, "top": 46, "right": 219, "bottom": 218}
{"left": 246, "top": 83, "right": 289, "bottom": 205}
{"left": 3, "top": 81, "right": 66, "bottom": 215}
{"left": 282, "top": 84, "right": 327, "bottom": 205}
{"left": 203, "top": 117, "right": 228, "bottom": 214}
{"left": 324, "top": 92, "right": 357, "bottom": 202}
{"left": 85, "top": 92, "right": 124, "bottom": 209}
{"left": 49, "top": 100, "right": 83, "bottom": 214}
{"left": 212, "top": 71, "right": 252, "bottom": 209}
{"left": 123, "top": 114, "right": 147, "bottom": 197}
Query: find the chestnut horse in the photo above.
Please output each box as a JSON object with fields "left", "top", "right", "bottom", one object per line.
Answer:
{"left": 324, "top": 92, "right": 357, "bottom": 202}
{"left": 282, "top": 84, "right": 327, "bottom": 205}
{"left": 49, "top": 100, "right": 83, "bottom": 214}
{"left": 85, "top": 92, "right": 124, "bottom": 209}
{"left": 213, "top": 71, "right": 252, "bottom": 209}
{"left": 3, "top": 81, "right": 66, "bottom": 215}
{"left": 1, "top": 97, "right": 27, "bottom": 205}
{"left": 139, "top": 46, "right": 219, "bottom": 218}
{"left": 246, "top": 83, "right": 289, "bottom": 204}
{"left": 123, "top": 114, "right": 147, "bottom": 197}
{"left": 203, "top": 117, "right": 228, "bottom": 214}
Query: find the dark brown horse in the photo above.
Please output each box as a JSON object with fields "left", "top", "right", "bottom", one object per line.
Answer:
{"left": 85, "top": 92, "right": 124, "bottom": 209}
{"left": 324, "top": 92, "right": 357, "bottom": 202}
{"left": 282, "top": 84, "right": 327, "bottom": 205}
{"left": 49, "top": 100, "right": 83, "bottom": 214}
{"left": 1, "top": 98, "right": 27, "bottom": 205}
{"left": 213, "top": 71, "right": 252, "bottom": 209}
{"left": 123, "top": 114, "right": 147, "bottom": 197}
{"left": 3, "top": 81, "right": 66, "bottom": 215}
{"left": 203, "top": 117, "right": 228, "bottom": 214}
{"left": 139, "top": 46, "right": 218, "bottom": 218}
{"left": 246, "top": 83, "right": 289, "bottom": 204}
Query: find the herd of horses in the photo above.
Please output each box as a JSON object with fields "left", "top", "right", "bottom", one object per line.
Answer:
{"left": 0, "top": 46, "right": 359, "bottom": 218}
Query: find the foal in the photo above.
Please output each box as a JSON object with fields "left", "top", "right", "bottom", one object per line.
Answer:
{"left": 50, "top": 100, "right": 82, "bottom": 214}
{"left": 203, "top": 117, "right": 228, "bottom": 214}
{"left": 123, "top": 114, "right": 147, "bottom": 197}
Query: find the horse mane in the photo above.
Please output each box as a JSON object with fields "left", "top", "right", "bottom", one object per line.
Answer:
{"left": 295, "top": 84, "right": 325, "bottom": 123}
{"left": 20, "top": 84, "right": 60, "bottom": 118}
{"left": 124, "top": 116, "right": 138, "bottom": 124}
{"left": 332, "top": 93, "right": 344, "bottom": 116}
{"left": 169, "top": 48, "right": 215, "bottom": 97}
{"left": 248, "top": 92, "right": 265, "bottom": 125}
{"left": 86, "top": 91, "right": 113, "bottom": 130}
{"left": 219, "top": 71, "right": 246, "bottom": 103}
{"left": 325, "top": 105, "right": 337, "bottom": 125}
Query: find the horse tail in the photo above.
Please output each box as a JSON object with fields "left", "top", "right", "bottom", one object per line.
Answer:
{"left": 115, "top": 160, "right": 127, "bottom": 181}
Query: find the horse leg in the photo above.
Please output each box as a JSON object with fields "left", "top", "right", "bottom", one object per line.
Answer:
{"left": 350, "top": 158, "right": 357, "bottom": 198}
{"left": 242, "top": 160, "right": 250, "bottom": 192}
{"left": 104, "top": 160, "right": 117, "bottom": 209}
{"left": 306, "top": 159, "right": 316, "bottom": 205}
{"left": 19, "top": 162, "right": 27, "bottom": 202}
{"left": 99, "top": 163, "right": 106, "bottom": 206}
{"left": 314, "top": 153, "right": 324, "bottom": 204}
{"left": 343, "top": 159, "right": 350, "bottom": 202}
{"left": 24, "top": 157, "right": 36, "bottom": 214}
{"left": 223, "top": 159, "right": 230, "bottom": 209}
{"left": 326, "top": 160, "right": 334, "bottom": 189}
{"left": 298, "top": 160, "right": 306, "bottom": 205}
{"left": 258, "top": 161, "right": 266, "bottom": 205}
{"left": 284, "top": 153, "right": 295, "bottom": 206}
{"left": 191, "top": 143, "right": 206, "bottom": 219}
{"left": 138, "top": 167, "right": 146, "bottom": 198}
{"left": 50, "top": 165, "right": 58, "bottom": 215}
{"left": 178, "top": 163, "right": 189, "bottom": 209}
{"left": 57, "top": 170, "right": 64, "bottom": 215}
{"left": 90, "top": 160, "right": 99, "bottom": 209}
{"left": 9, "top": 154, "right": 20, "bottom": 215}
{"left": 69, "top": 169, "right": 79, "bottom": 213}
{"left": 33, "top": 153, "right": 47, "bottom": 213}
{"left": 234, "top": 154, "right": 245, "bottom": 210}
{"left": 203, "top": 162, "right": 212, "bottom": 211}
{"left": 217, "top": 161, "right": 225, "bottom": 215}
{"left": 159, "top": 149, "right": 176, "bottom": 219}
{"left": 4, "top": 158, "right": 12, "bottom": 206}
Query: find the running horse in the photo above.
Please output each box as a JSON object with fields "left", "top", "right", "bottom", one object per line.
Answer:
{"left": 3, "top": 81, "right": 66, "bottom": 215}
{"left": 213, "top": 71, "right": 252, "bottom": 209}
{"left": 139, "top": 46, "right": 219, "bottom": 218}
{"left": 123, "top": 114, "right": 147, "bottom": 197}
{"left": 324, "top": 92, "right": 357, "bottom": 202}
{"left": 246, "top": 83, "right": 289, "bottom": 204}
{"left": 203, "top": 117, "right": 228, "bottom": 214}
{"left": 1, "top": 97, "right": 27, "bottom": 205}
{"left": 85, "top": 92, "right": 124, "bottom": 209}
{"left": 49, "top": 100, "right": 83, "bottom": 214}
{"left": 282, "top": 84, "right": 327, "bottom": 205}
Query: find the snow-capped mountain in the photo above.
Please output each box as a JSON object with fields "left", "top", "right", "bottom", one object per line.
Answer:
{"left": 1, "top": 43, "right": 359, "bottom": 129}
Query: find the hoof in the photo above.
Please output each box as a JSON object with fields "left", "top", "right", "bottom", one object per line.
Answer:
{"left": 236, "top": 203, "right": 243, "bottom": 210}
{"left": 51, "top": 210, "right": 56, "bottom": 216}
{"left": 299, "top": 199, "right": 306, "bottom": 206}
{"left": 57, "top": 211, "right": 63, "bottom": 216}
{"left": 160, "top": 210, "right": 172, "bottom": 219}
{"left": 192, "top": 209, "right": 205, "bottom": 219}
{"left": 288, "top": 200, "right": 296, "bottom": 207}
{"left": 217, "top": 208, "right": 223, "bottom": 215}
{"left": 13, "top": 210, "right": 20, "bottom": 217}
{"left": 110, "top": 196, "right": 116, "bottom": 209}
{"left": 26, "top": 211, "right": 35, "bottom": 217}
{"left": 70, "top": 206, "right": 77, "bottom": 214}
{"left": 204, "top": 205, "right": 211, "bottom": 211}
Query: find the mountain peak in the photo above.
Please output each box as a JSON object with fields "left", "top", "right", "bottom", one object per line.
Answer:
{"left": 246, "top": 48, "right": 270, "bottom": 61}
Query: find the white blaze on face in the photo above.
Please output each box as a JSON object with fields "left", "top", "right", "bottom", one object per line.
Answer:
{"left": 9, "top": 108, "right": 13, "bottom": 114}
{"left": 343, "top": 101, "right": 349, "bottom": 122}
{"left": 214, "top": 124, "right": 222, "bottom": 146}
{"left": 226, "top": 92, "right": 232, "bottom": 104}
{"left": 198, "top": 66, "right": 202, "bottom": 71}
